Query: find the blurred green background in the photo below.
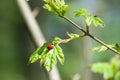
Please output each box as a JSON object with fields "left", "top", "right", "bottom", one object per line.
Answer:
{"left": 0, "top": 0, "right": 120, "bottom": 80}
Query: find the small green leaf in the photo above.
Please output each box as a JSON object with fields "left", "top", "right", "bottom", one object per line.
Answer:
{"left": 29, "top": 43, "right": 48, "bottom": 64}
{"left": 43, "top": 0, "right": 69, "bottom": 17}
{"left": 75, "top": 8, "right": 105, "bottom": 27}
{"left": 92, "top": 16, "right": 105, "bottom": 27}
{"left": 75, "top": 8, "right": 88, "bottom": 17}
{"left": 110, "top": 56, "right": 120, "bottom": 72}
{"left": 44, "top": 49, "right": 55, "bottom": 71}
{"left": 29, "top": 53, "right": 39, "bottom": 63}
{"left": 85, "top": 15, "right": 93, "bottom": 26}
{"left": 43, "top": 4, "right": 52, "bottom": 12}
{"left": 92, "top": 44, "right": 120, "bottom": 53}
{"left": 67, "top": 32, "right": 80, "bottom": 39}
{"left": 92, "top": 45, "right": 108, "bottom": 52}
{"left": 91, "top": 63, "right": 114, "bottom": 79}
{"left": 91, "top": 63, "right": 109, "bottom": 73}
{"left": 39, "top": 47, "right": 48, "bottom": 65}
{"left": 113, "top": 44, "right": 120, "bottom": 52}
{"left": 103, "top": 66, "right": 114, "bottom": 79}
{"left": 39, "top": 43, "right": 48, "bottom": 55}
{"left": 92, "top": 44, "right": 115, "bottom": 52}
{"left": 54, "top": 44, "right": 64, "bottom": 64}
{"left": 29, "top": 46, "right": 43, "bottom": 63}
{"left": 44, "top": 57, "right": 52, "bottom": 71}
{"left": 53, "top": 37, "right": 62, "bottom": 44}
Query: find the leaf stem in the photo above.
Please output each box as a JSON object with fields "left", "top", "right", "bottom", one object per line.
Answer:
{"left": 63, "top": 16, "right": 120, "bottom": 55}
{"left": 86, "top": 24, "right": 89, "bottom": 33}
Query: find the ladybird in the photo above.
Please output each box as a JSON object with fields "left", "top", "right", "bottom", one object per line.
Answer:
{"left": 47, "top": 43, "right": 54, "bottom": 50}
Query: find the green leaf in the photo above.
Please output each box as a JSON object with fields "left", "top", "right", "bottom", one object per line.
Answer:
{"left": 29, "top": 43, "right": 48, "bottom": 63}
{"left": 92, "top": 44, "right": 120, "bottom": 53}
{"left": 115, "top": 71, "right": 120, "bottom": 80}
{"left": 85, "top": 15, "right": 93, "bottom": 26}
{"left": 91, "top": 63, "right": 114, "bottom": 79}
{"left": 43, "top": 44, "right": 64, "bottom": 71}
{"left": 43, "top": 0, "right": 69, "bottom": 17}
{"left": 103, "top": 67, "right": 114, "bottom": 79}
{"left": 91, "top": 63, "right": 109, "bottom": 73}
{"left": 39, "top": 47, "right": 48, "bottom": 65}
{"left": 67, "top": 32, "right": 80, "bottom": 39}
{"left": 43, "top": 4, "right": 52, "bottom": 11}
{"left": 75, "top": 8, "right": 88, "bottom": 17}
{"left": 75, "top": 8, "right": 105, "bottom": 27}
{"left": 44, "top": 49, "right": 56, "bottom": 71}
{"left": 29, "top": 47, "right": 41, "bottom": 63}
{"left": 110, "top": 56, "right": 120, "bottom": 72}
{"left": 92, "top": 45, "right": 108, "bottom": 52}
{"left": 44, "top": 57, "right": 52, "bottom": 71}
{"left": 54, "top": 44, "right": 64, "bottom": 64}
{"left": 53, "top": 37, "right": 62, "bottom": 44}
{"left": 92, "top": 44, "right": 115, "bottom": 52}
{"left": 92, "top": 16, "right": 105, "bottom": 27}
{"left": 113, "top": 44, "right": 120, "bottom": 52}
{"left": 29, "top": 42, "right": 65, "bottom": 72}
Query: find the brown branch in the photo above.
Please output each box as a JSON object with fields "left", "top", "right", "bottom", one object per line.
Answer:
{"left": 63, "top": 16, "right": 120, "bottom": 55}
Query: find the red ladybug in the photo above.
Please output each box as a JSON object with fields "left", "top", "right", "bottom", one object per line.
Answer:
{"left": 47, "top": 43, "right": 54, "bottom": 50}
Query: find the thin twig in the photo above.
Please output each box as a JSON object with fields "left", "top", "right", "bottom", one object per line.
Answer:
{"left": 63, "top": 16, "right": 120, "bottom": 55}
